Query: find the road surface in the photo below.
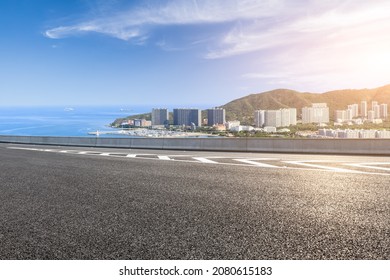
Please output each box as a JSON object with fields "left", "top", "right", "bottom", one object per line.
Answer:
{"left": 0, "top": 143, "right": 389, "bottom": 259}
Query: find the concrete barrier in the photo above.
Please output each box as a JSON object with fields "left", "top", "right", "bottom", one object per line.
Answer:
{"left": 96, "top": 137, "right": 131, "bottom": 148}
{"left": 163, "top": 138, "right": 202, "bottom": 150}
{"left": 131, "top": 138, "right": 164, "bottom": 149}
{"left": 1, "top": 135, "right": 390, "bottom": 155}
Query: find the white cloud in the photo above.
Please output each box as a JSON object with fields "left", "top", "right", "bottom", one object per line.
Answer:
{"left": 44, "top": 0, "right": 283, "bottom": 41}
{"left": 206, "top": 0, "right": 390, "bottom": 59}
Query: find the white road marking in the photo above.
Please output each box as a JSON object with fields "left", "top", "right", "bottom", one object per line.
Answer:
{"left": 234, "top": 158, "right": 280, "bottom": 168}
{"left": 193, "top": 157, "right": 219, "bottom": 164}
{"left": 158, "top": 155, "right": 171, "bottom": 160}
{"left": 284, "top": 160, "right": 368, "bottom": 174}
{"left": 345, "top": 162, "right": 390, "bottom": 171}
{"left": 6, "top": 146, "right": 390, "bottom": 176}
{"left": 7, "top": 147, "right": 53, "bottom": 152}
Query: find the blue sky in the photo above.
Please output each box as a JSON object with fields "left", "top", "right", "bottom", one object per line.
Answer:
{"left": 1, "top": 0, "right": 390, "bottom": 107}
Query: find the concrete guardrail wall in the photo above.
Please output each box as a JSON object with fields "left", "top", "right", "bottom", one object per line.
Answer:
{"left": 0, "top": 135, "right": 389, "bottom": 155}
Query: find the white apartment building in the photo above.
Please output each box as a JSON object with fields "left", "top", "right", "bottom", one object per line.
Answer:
{"left": 361, "top": 101, "right": 368, "bottom": 117}
{"left": 255, "top": 108, "right": 296, "bottom": 128}
{"left": 376, "top": 130, "right": 390, "bottom": 138}
{"left": 347, "top": 104, "right": 359, "bottom": 118}
{"left": 151, "top": 108, "right": 169, "bottom": 126}
{"left": 254, "top": 110, "right": 265, "bottom": 127}
{"left": 287, "top": 108, "right": 297, "bottom": 126}
{"left": 318, "top": 129, "right": 390, "bottom": 139}
{"left": 335, "top": 110, "right": 347, "bottom": 122}
{"left": 225, "top": 121, "right": 240, "bottom": 130}
{"left": 264, "top": 110, "right": 281, "bottom": 127}
{"left": 360, "top": 130, "right": 377, "bottom": 138}
{"left": 302, "top": 103, "right": 329, "bottom": 124}
{"left": 337, "top": 130, "right": 360, "bottom": 139}
{"left": 380, "top": 104, "right": 388, "bottom": 119}
{"left": 373, "top": 104, "right": 380, "bottom": 119}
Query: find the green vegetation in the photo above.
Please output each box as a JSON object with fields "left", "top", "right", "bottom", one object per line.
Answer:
{"left": 222, "top": 84, "right": 390, "bottom": 123}
{"left": 111, "top": 84, "right": 390, "bottom": 131}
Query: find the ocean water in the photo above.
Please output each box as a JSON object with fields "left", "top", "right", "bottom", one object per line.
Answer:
{"left": 0, "top": 106, "right": 149, "bottom": 137}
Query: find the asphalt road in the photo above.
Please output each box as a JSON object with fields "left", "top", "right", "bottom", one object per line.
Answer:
{"left": 0, "top": 143, "right": 389, "bottom": 259}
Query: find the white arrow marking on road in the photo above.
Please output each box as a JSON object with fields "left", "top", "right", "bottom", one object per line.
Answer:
{"left": 233, "top": 158, "right": 280, "bottom": 168}
{"left": 100, "top": 153, "right": 110, "bottom": 156}
{"left": 193, "top": 157, "right": 219, "bottom": 164}
{"left": 126, "top": 154, "right": 137, "bottom": 158}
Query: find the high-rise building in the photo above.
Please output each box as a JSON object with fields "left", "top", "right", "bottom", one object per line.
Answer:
{"left": 289, "top": 108, "right": 297, "bottom": 126}
{"left": 173, "top": 108, "right": 201, "bottom": 126}
{"left": 373, "top": 104, "right": 381, "bottom": 119}
{"left": 335, "top": 110, "right": 347, "bottom": 122}
{"left": 368, "top": 110, "right": 375, "bottom": 121}
{"left": 347, "top": 104, "right": 359, "bottom": 118}
{"left": 380, "top": 104, "right": 388, "bottom": 119}
{"left": 207, "top": 108, "right": 226, "bottom": 126}
{"left": 264, "top": 110, "right": 282, "bottom": 127}
{"left": 361, "top": 101, "right": 367, "bottom": 117}
{"left": 254, "top": 110, "right": 265, "bottom": 127}
{"left": 346, "top": 109, "right": 354, "bottom": 121}
{"left": 302, "top": 103, "right": 329, "bottom": 124}
{"left": 151, "top": 108, "right": 169, "bottom": 125}
{"left": 372, "top": 101, "right": 378, "bottom": 110}
{"left": 257, "top": 108, "right": 296, "bottom": 128}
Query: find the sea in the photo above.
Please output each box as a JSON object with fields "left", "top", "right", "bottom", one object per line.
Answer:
{"left": 0, "top": 106, "right": 151, "bottom": 137}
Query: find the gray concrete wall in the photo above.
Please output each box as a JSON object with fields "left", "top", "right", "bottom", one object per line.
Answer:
{"left": 1, "top": 135, "right": 389, "bottom": 155}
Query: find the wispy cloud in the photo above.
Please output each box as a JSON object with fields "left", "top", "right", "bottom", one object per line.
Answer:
{"left": 206, "top": 0, "right": 390, "bottom": 59}
{"left": 44, "top": 0, "right": 390, "bottom": 82}
{"left": 44, "top": 0, "right": 283, "bottom": 42}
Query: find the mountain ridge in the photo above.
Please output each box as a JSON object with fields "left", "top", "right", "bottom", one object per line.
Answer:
{"left": 221, "top": 84, "right": 390, "bottom": 123}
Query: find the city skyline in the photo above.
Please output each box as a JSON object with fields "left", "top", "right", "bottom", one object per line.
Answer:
{"left": 1, "top": 1, "right": 390, "bottom": 106}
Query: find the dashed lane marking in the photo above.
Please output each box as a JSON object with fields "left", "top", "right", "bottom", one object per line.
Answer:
{"left": 193, "top": 157, "right": 219, "bottom": 164}
{"left": 158, "top": 155, "right": 171, "bottom": 160}
{"left": 233, "top": 158, "right": 280, "bottom": 168}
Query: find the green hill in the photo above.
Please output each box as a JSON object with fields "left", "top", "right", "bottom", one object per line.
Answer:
{"left": 112, "top": 84, "right": 390, "bottom": 126}
{"left": 221, "top": 84, "right": 390, "bottom": 123}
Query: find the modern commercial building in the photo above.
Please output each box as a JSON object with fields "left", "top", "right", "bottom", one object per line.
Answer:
{"left": 207, "top": 108, "right": 226, "bottom": 126}
{"left": 151, "top": 108, "right": 169, "bottom": 125}
{"left": 302, "top": 103, "right": 329, "bottom": 124}
{"left": 173, "top": 108, "right": 201, "bottom": 126}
